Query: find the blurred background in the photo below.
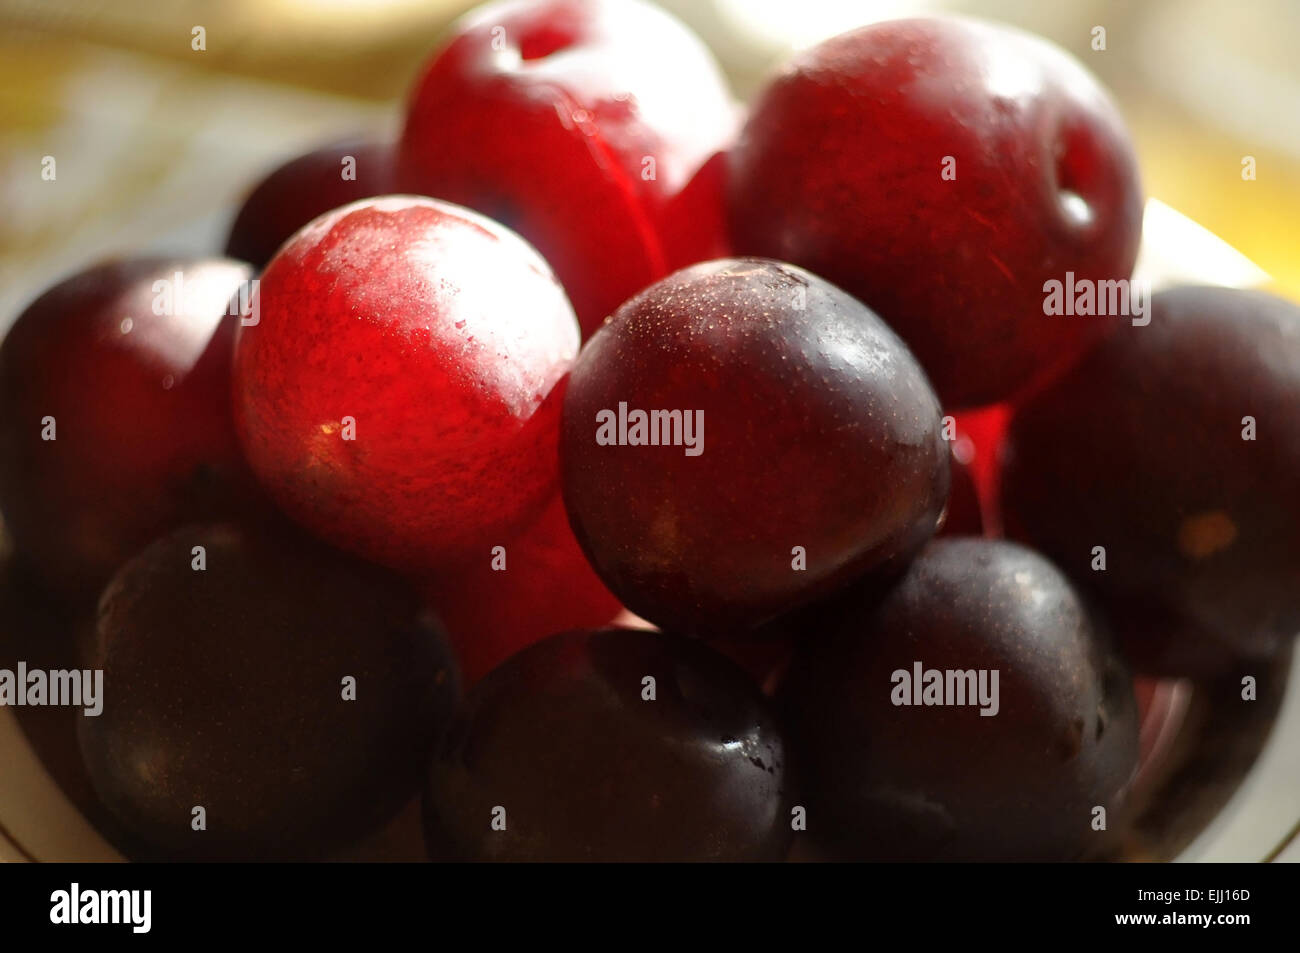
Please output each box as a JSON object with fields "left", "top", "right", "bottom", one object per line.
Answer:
{"left": 0, "top": 0, "right": 1296, "bottom": 861}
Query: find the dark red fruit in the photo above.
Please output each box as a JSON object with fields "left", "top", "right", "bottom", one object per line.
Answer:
{"left": 1000, "top": 286, "right": 1300, "bottom": 675}
{"left": 939, "top": 434, "right": 984, "bottom": 536}
{"left": 561, "top": 258, "right": 949, "bottom": 635}
{"left": 419, "top": 491, "right": 623, "bottom": 685}
{"left": 727, "top": 17, "right": 1144, "bottom": 408}
{"left": 398, "top": 0, "right": 737, "bottom": 336}
{"left": 78, "top": 522, "right": 459, "bottom": 861}
{"left": 225, "top": 138, "right": 396, "bottom": 270}
{"left": 424, "top": 627, "right": 792, "bottom": 861}
{"left": 779, "top": 538, "right": 1139, "bottom": 861}
{"left": 0, "top": 258, "right": 255, "bottom": 596}
{"left": 232, "top": 196, "right": 579, "bottom": 572}
{"left": 709, "top": 632, "right": 795, "bottom": 697}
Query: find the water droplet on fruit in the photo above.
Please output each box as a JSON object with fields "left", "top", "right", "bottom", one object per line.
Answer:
{"left": 120, "top": 317, "right": 133, "bottom": 334}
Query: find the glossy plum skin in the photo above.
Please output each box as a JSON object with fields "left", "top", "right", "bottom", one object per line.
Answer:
{"left": 418, "top": 490, "right": 623, "bottom": 685}
{"left": 398, "top": 0, "right": 737, "bottom": 336}
{"left": 1000, "top": 287, "right": 1300, "bottom": 675}
{"left": 225, "top": 138, "right": 396, "bottom": 270}
{"left": 727, "top": 17, "right": 1144, "bottom": 409}
{"left": 779, "top": 539, "right": 1139, "bottom": 861}
{"left": 78, "top": 522, "right": 459, "bottom": 861}
{"left": 424, "top": 628, "right": 793, "bottom": 862}
{"left": 0, "top": 258, "right": 256, "bottom": 596}
{"left": 232, "top": 196, "right": 579, "bottom": 572}
{"left": 561, "top": 258, "right": 949, "bottom": 636}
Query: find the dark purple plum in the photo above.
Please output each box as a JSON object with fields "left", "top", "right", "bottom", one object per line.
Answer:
{"left": 424, "top": 627, "right": 793, "bottom": 862}
{"left": 779, "top": 538, "right": 1139, "bottom": 861}
{"left": 225, "top": 138, "right": 396, "bottom": 269}
{"left": 1000, "top": 286, "right": 1300, "bottom": 674}
{"left": 561, "top": 257, "right": 949, "bottom": 636}
{"left": 78, "top": 522, "right": 459, "bottom": 861}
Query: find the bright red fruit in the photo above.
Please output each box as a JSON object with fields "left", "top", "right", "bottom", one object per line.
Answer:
{"left": 232, "top": 196, "right": 579, "bottom": 572}
{"left": 398, "top": 0, "right": 737, "bottom": 336}
{"left": 0, "top": 258, "right": 256, "bottom": 595}
{"left": 561, "top": 258, "right": 949, "bottom": 636}
{"left": 226, "top": 138, "right": 396, "bottom": 270}
{"left": 419, "top": 491, "right": 623, "bottom": 685}
{"left": 727, "top": 17, "right": 1144, "bottom": 409}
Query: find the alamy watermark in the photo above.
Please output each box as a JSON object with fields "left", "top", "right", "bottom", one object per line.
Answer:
{"left": 0, "top": 662, "right": 102, "bottom": 716}
{"left": 595, "top": 402, "right": 703, "bottom": 456}
{"left": 891, "top": 661, "right": 999, "bottom": 716}
{"left": 1042, "top": 272, "right": 1150, "bottom": 326}
{"left": 150, "top": 270, "right": 260, "bottom": 326}
{"left": 50, "top": 884, "right": 150, "bottom": 933}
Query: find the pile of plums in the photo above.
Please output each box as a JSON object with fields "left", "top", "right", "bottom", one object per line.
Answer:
{"left": 1, "top": 0, "right": 1296, "bottom": 863}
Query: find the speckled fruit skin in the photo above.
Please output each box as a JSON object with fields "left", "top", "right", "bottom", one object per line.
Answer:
{"left": 779, "top": 538, "right": 1139, "bottom": 862}
{"left": 232, "top": 196, "right": 579, "bottom": 572}
{"left": 418, "top": 490, "right": 623, "bottom": 685}
{"left": 1000, "top": 287, "right": 1300, "bottom": 675}
{"left": 225, "top": 138, "right": 396, "bottom": 270}
{"left": 78, "top": 522, "right": 459, "bottom": 861}
{"left": 398, "top": 0, "right": 737, "bottom": 336}
{"left": 0, "top": 258, "right": 255, "bottom": 596}
{"left": 424, "top": 627, "right": 792, "bottom": 862}
{"left": 561, "top": 258, "right": 950, "bottom": 636}
{"left": 727, "top": 17, "right": 1144, "bottom": 409}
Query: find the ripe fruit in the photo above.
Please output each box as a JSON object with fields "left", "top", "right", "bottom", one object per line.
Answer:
{"left": 0, "top": 258, "right": 255, "bottom": 596}
{"left": 424, "top": 627, "right": 792, "bottom": 861}
{"left": 419, "top": 491, "right": 623, "bottom": 684}
{"left": 727, "top": 17, "right": 1144, "bottom": 408}
{"left": 232, "top": 196, "right": 579, "bottom": 572}
{"left": 1000, "top": 286, "right": 1300, "bottom": 674}
{"left": 779, "top": 538, "right": 1139, "bottom": 861}
{"left": 561, "top": 258, "right": 949, "bottom": 635}
{"left": 398, "top": 0, "right": 737, "bottom": 335}
{"left": 225, "top": 138, "right": 396, "bottom": 270}
{"left": 709, "top": 632, "right": 795, "bottom": 697}
{"left": 78, "top": 522, "right": 459, "bottom": 861}
{"left": 939, "top": 436, "right": 984, "bottom": 536}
